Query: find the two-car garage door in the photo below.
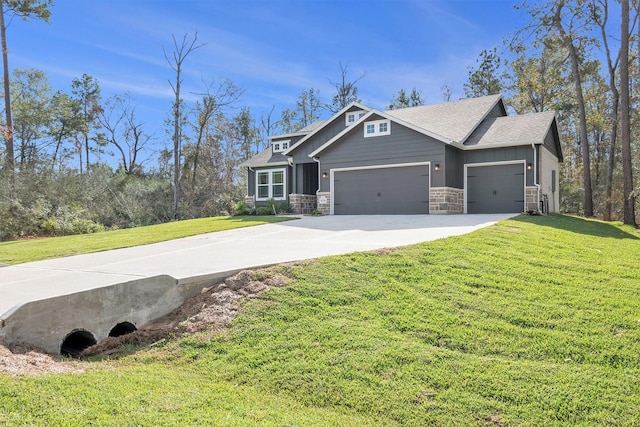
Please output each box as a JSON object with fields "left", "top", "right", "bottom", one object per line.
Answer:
{"left": 333, "top": 165, "right": 429, "bottom": 214}
{"left": 466, "top": 163, "right": 525, "bottom": 214}
{"left": 331, "top": 163, "right": 525, "bottom": 215}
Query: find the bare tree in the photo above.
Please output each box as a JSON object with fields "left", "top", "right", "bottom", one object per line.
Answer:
{"left": 189, "top": 78, "right": 241, "bottom": 196}
{"left": 97, "top": 94, "right": 152, "bottom": 175}
{"left": 327, "top": 61, "right": 365, "bottom": 113}
{"left": 296, "top": 87, "right": 322, "bottom": 128}
{"left": 441, "top": 83, "right": 454, "bottom": 102}
{"left": 259, "top": 105, "right": 277, "bottom": 153}
{"left": 164, "top": 32, "right": 205, "bottom": 220}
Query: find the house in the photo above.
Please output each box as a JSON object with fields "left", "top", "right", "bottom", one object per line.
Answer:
{"left": 240, "top": 94, "right": 563, "bottom": 215}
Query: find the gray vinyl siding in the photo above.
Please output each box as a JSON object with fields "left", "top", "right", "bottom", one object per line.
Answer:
{"left": 486, "top": 101, "right": 507, "bottom": 119}
{"left": 543, "top": 126, "right": 559, "bottom": 158}
{"left": 464, "top": 146, "right": 535, "bottom": 186}
{"left": 247, "top": 168, "right": 255, "bottom": 197}
{"left": 317, "top": 122, "right": 445, "bottom": 192}
{"left": 445, "top": 146, "right": 464, "bottom": 189}
{"left": 295, "top": 163, "right": 304, "bottom": 194}
{"left": 290, "top": 118, "right": 350, "bottom": 164}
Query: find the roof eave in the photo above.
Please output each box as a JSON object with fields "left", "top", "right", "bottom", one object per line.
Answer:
{"left": 240, "top": 161, "right": 290, "bottom": 168}
{"left": 463, "top": 140, "right": 543, "bottom": 150}
{"left": 268, "top": 132, "right": 308, "bottom": 140}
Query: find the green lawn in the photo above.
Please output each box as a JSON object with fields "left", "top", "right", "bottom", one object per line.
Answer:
{"left": 2, "top": 214, "right": 640, "bottom": 425}
{"left": 0, "top": 215, "right": 293, "bottom": 265}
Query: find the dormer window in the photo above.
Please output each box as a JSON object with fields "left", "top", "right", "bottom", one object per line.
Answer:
{"left": 364, "top": 119, "right": 391, "bottom": 138}
{"left": 345, "top": 110, "right": 366, "bottom": 126}
{"left": 272, "top": 139, "right": 290, "bottom": 153}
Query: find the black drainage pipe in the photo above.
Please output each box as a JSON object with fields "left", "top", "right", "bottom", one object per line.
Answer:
{"left": 60, "top": 329, "right": 97, "bottom": 357}
{"left": 109, "top": 321, "right": 137, "bottom": 337}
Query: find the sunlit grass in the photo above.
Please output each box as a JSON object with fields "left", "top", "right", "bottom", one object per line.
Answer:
{"left": 1, "top": 214, "right": 639, "bottom": 425}
{"left": 0, "top": 216, "right": 293, "bottom": 265}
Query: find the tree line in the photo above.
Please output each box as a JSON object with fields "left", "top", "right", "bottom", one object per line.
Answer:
{"left": 464, "top": 0, "right": 638, "bottom": 226}
{"left": 1, "top": 0, "right": 638, "bottom": 241}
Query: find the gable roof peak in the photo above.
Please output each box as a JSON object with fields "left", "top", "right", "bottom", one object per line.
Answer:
{"left": 386, "top": 93, "right": 503, "bottom": 113}
{"left": 282, "top": 101, "right": 372, "bottom": 155}
{"left": 385, "top": 94, "right": 505, "bottom": 144}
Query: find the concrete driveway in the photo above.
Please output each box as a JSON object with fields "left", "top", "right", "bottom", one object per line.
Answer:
{"left": 0, "top": 214, "right": 515, "bottom": 318}
{"left": 0, "top": 214, "right": 515, "bottom": 353}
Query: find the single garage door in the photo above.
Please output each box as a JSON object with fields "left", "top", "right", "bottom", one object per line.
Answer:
{"left": 467, "top": 163, "right": 525, "bottom": 214}
{"left": 334, "top": 165, "right": 429, "bottom": 214}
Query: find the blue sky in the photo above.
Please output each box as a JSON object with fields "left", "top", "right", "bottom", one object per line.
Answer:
{"left": 7, "top": 0, "right": 526, "bottom": 155}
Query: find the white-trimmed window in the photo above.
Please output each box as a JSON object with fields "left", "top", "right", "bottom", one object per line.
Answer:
{"left": 272, "top": 139, "right": 290, "bottom": 153}
{"left": 345, "top": 110, "right": 366, "bottom": 126}
{"left": 256, "top": 168, "right": 286, "bottom": 201}
{"left": 364, "top": 119, "right": 391, "bottom": 137}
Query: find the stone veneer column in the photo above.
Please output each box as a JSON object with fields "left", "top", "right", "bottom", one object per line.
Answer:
{"left": 244, "top": 196, "right": 255, "bottom": 209}
{"left": 289, "top": 194, "right": 317, "bottom": 215}
{"left": 526, "top": 186, "right": 539, "bottom": 212}
{"left": 429, "top": 187, "right": 464, "bottom": 214}
{"left": 316, "top": 192, "right": 331, "bottom": 215}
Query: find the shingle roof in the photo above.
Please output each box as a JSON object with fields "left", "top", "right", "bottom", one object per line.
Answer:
{"left": 464, "top": 111, "right": 556, "bottom": 147}
{"left": 238, "top": 147, "right": 289, "bottom": 168}
{"left": 386, "top": 94, "right": 503, "bottom": 143}
{"left": 299, "top": 120, "right": 327, "bottom": 132}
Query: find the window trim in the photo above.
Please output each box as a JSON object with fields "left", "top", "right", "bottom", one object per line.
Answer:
{"left": 363, "top": 119, "right": 391, "bottom": 138}
{"left": 272, "top": 139, "right": 291, "bottom": 153}
{"left": 255, "top": 168, "right": 287, "bottom": 201}
{"left": 345, "top": 110, "right": 366, "bottom": 126}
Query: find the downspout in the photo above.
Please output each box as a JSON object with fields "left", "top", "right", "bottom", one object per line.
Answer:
{"left": 531, "top": 142, "right": 541, "bottom": 213}
{"left": 312, "top": 157, "right": 321, "bottom": 194}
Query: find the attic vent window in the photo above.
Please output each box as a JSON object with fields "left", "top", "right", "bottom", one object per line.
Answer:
{"left": 272, "top": 139, "right": 291, "bottom": 153}
{"left": 345, "top": 110, "right": 366, "bottom": 126}
{"left": 364, "top": 119, "right": 391, "bottom": 138}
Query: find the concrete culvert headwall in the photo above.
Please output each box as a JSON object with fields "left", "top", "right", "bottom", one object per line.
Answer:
{"left": 1, "top": 272, "right": 240, "bottom": 354}
{"left": 60, "top": 329, "right": 97, "bottom": 357}
{"left": 109, "top": 321, "right": 137, "bottom": 337}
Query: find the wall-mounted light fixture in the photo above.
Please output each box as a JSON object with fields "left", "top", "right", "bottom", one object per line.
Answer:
{"left": 322, "top": 172, "right": 328, "bottom": 179}
{"left": 434, "top": 164, "right": 440, "bottom": 171}
{"left": 527, "top": 163, "right": 533, "bottom": 170}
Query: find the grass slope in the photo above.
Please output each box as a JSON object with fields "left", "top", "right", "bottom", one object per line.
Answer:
{"left": 0, "top": 216, "right": 292, "bottom": 265}
{"left": 2, "top": 214, "right": 640, "bottom": 425}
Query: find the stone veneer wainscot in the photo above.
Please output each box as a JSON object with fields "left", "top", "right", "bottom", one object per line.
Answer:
{"left": 429, "top": 187, "right": 464, "bottom": 214}
{"left": 289, "top": 194, "right": 317, "bottom": 215}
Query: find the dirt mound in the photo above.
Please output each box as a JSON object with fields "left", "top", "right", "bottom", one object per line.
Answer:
{"left": 0, "top": 268, "right": 292, "bottom": 373}
{"left": 0, "top": 338, "right": 84, "bottom": 375}
{"left": 81, "top": 269, "right": 291, "bottom": 357}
